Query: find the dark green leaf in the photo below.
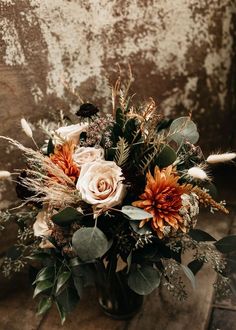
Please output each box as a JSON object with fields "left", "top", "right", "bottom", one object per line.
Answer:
{"left": 215, "top": 235, "right": 236, "bottom": 253}
{"left": 56, "top": 271, "right": 71, "bottom": 295}
{"left": 33, "top": 280, "right": 53, "bottom": 298}
{"left": 26, "top": 251, "right": 51, "bottom": 262}
{"left": 128, "top": 264, "right": 161, "bottom": 295}
{"left": 37, "top": 297, "right": 52, "bottom": 315}
{"left": 116, "top": 108, "right": 125, "bottom": 128}
{"left": 72, "top": 227, "right": 109, "bottom": 261}
{"left": 73, "top": 276, "right": 83, "bottom": 298}
{"left": 127, "top": 252, "right": 132, "bottom": 274}
{"left": 124, "top": 118, "right": 138, "bottom": 144}
{"left": 33, "top": 266, "right": 54, "bottom": 284}
{"left": 189, "top": 229, "right": 216, "bottom": 242}
{"left": 188, "top": 259, "right": 204, "bottom": 275}
{"left": 155, "top": 145, "right": 177, "bottom": 168}
{"left": 56, "top": 286, "right": 79, "bottom": 315}
{"left": 52, "top": 207, "right": 83, "bottom": 226}
{"left": 56, "top": 301, "right": 66, "bottom": 325}
{"left": 47, "top": 138, "right": 54, "bottom": 155}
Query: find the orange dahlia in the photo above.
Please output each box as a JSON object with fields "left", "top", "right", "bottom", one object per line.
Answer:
{"left": 132, "top": 166, "right": 192, "bottom": 239}
{"left": 50, "top": 141, "right": 80, "bottom": 183}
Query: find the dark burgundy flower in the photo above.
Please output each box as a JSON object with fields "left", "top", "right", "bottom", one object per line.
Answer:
{"left": 76, "top": 103, "right": 99, "bottom": 118}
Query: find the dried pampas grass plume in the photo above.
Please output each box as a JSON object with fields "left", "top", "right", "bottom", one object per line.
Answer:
{"left": 20, "top": 118, "right": 38, "bottom": 149}
{"left": 21, "top": 118, "right": 33, "bottom": 138}
{"left": 187, "top": 166, "right": 209, "bottom": 181}
{"left": 0, "top": 171, "right": 11, "bottom": 179}
{"left": 206, "top": 153, "right": 236, "bottom": 164}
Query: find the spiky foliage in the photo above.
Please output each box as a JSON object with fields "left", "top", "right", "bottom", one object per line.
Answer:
{"left": 114, "top": 137, "right": 130, "bottom": 167}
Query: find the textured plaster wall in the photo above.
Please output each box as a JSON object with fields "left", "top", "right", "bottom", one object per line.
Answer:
{"left": 0, "top": 0, "right": 236, "bottom": 206}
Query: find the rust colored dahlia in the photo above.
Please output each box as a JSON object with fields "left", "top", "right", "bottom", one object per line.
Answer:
{"left": 132, "top": 166, "right": 192, "bottom": 238}
{"left": 50, "top": 141, "right": 80, "bottom": 183}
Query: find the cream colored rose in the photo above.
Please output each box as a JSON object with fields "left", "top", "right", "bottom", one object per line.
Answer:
{"left": 33, "top": 210, "right": 52, "bottom": 237}
{"left": 76, "top": 160, "right": 126, "bottom": 209}
{"left": 55, "top": 122, "right": 88, "bottom": 144}
{"left": 73, "top": 147, "right": 104, "bottom": 167}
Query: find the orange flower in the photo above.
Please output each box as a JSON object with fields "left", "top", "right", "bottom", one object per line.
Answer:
{"left": 132, "top": 166, "right": 192, "bottom": 239}
{"left": 50, "top": 141, "right": 80, "bottom": 183}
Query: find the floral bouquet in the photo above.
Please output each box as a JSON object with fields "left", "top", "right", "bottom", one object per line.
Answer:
{"left": 1, "top": 76, "right": 236, "bottom": 323}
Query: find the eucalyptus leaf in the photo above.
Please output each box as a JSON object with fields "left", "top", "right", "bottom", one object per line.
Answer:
{"left": 181, "top": 265, "right": 196, "bottom": 289}
{"left": 33, "top": 280, "right": 53, "bottom": 298}
{"left": 52, "top": 207, "right": 83, "bottom": 226}
{"left": 130, "top": 221, "right": 152, "bottom": 235}
{"left": 215, "top": 235, "right": 236, "bottom": 253}
{"left": 72, "top": 227, "right": 109, "bottom": 261}
{"left": 37, "top": 297, "right": 52, "bottom": 315}
{"left": 168, "top": 116, "right": 199, "bottom": 145}
{"left": 155, "top": 145, "right": 177, "bottom": 168}
{"left": 128, "top": 264, "right": 161, "bottom": 295}
{"left": 56, "top": 271, "right": 71, "bottom": 295}
{"left": 121, "top": 206, "right": 153, "bottom": 220}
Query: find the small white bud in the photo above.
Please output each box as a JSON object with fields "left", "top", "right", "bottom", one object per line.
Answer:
{"left": 0, "top": 171, "right": 11, "bottom": 179}
{"left": 21, "top": 118, "right": 33, "bottom": 138}
{"left": 206, "top": 153, "right": 236, "bottom": 164}
{"left": 187, "top": 166, "right": 208, "bottom": 180}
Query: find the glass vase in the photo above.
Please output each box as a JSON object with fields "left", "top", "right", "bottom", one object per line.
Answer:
{"left": 95, "top": 262, "right": 143, "bottom": 320}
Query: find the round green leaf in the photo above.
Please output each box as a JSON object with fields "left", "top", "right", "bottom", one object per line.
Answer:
{"left": 168, "top": 116, "right": 199, "bottom": 145}
{"left": 155, "top": 145, "right": 177, "bottom": 168}
{"left": 128, "top": 264, "right": 161, "bottom": 295}
{"left": 72, "top": 227, "right": 109, "bottom": 261}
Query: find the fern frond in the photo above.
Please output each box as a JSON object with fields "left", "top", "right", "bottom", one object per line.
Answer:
{"left": 139, "top": 147, "right": 159, "bottom": 173}
{"left": 114, "top": 137, "right": 130, "bottom": 167}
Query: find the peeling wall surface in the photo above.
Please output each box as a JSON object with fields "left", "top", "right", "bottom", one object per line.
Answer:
{"left": 0, "top": 0, "right": 236, "bottom": 204}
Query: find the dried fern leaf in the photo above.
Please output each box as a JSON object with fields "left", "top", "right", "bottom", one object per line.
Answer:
{"left": 114, "top": 137, "right": 130, "bottom": 167}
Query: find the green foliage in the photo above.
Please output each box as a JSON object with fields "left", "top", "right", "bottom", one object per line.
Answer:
{"left": 128, "top": 264, "right": 161, "bottom": 295}
{"left": 37, "top": 297, "right": 52, "bottom": 316}
{"left": 33, "top": 280, "right": 54, "bottom": 298}
{"left": 215, "top": 235, "right": 236, "bottom": 253}
{"left": 116, "top": 108, "right": 125, "bottom": 128}
{"left": 121, "top": 206, "right": 153, "bottom": 220}
{"left": 189, "top": 229, "right": 216, "bottom": 242}
{"left": 72, "top": 227, "right": 110, "bottom": 261}
{"left": 154, "top": 145, "right": 177, "bottom": 168}
{"left": 114, "top": 137, "right": 130, "bottom": 167}
{"left": 52, "top": 207, "right": 83, "bottom": 226}
{"left": 56, "top": 271, "right": 71, "bottom": 295}
{"left": 168, "top": 116, "right": 199, "bottom": 145}
{"left": 56, "top": 286, "right": 79, "bottom": 318}
{"left": 33, "top": 266, "right": 54, "bottom": 284}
